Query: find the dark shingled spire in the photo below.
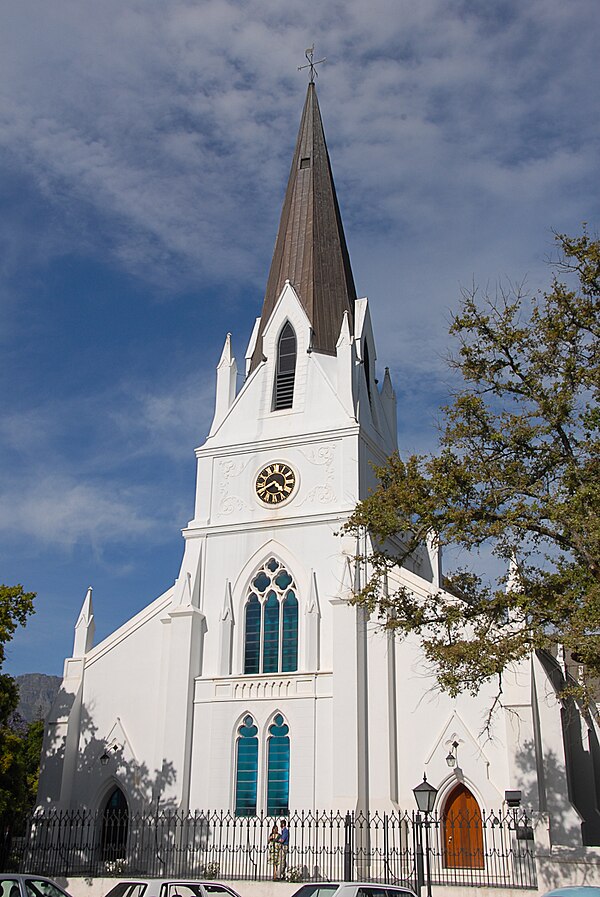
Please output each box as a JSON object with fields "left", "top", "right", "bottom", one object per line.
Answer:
{"left": 250, "top": 82, "right": 356, "bottom": 371}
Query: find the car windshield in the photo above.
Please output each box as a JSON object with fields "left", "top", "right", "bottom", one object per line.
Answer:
{"left": 104, "top": 885, "right": 147, "bottom": 897}
{"left": 292, "top": 886, "right": 339, "bottom": 897}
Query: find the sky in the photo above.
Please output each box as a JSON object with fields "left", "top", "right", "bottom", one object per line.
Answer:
{"left": 1, "top": 0, "right": 599, "bottom": 677}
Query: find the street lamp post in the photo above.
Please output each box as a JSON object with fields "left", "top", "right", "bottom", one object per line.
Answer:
{"left": 413, "top": 775, "right": 438, "bottom": 897}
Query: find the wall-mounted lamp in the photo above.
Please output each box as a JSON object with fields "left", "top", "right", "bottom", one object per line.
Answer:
{"left": 446, "top": 741, "right": 459, "bottom": 768}
{"left": 505, "top": 789, "right": 522, "bottom": 808}
{"left": 99, "top": 743, "right": 121, "bottom": 766}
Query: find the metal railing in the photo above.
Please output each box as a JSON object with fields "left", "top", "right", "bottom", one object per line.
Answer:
{"left": 3, "top": 807, "right": 537, "bottom": 889}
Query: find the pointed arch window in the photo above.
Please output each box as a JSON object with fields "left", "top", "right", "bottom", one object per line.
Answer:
{"left": 243, "top": 558, "right": 298, "bottom": 674}
{"left": 101, "top": 786, "right": 128, "bottom": 860}
{"left": 235, "top": 715, "right": 259, "bottom": 816}
{"left": 273, "top": 322, "right": 296, "bottom": 410}
{"left": 267, "top": 714, "right": 290, "bottom": 816}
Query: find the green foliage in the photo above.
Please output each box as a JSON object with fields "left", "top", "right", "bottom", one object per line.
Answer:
{"left": 0, "top": 584, "right": 36, "bottom": 671}
{"left": 0, "top": 583, "right": 38, "bottom": 830}
{"left": 346, "top": 231, "right": 600, "bottom": 699}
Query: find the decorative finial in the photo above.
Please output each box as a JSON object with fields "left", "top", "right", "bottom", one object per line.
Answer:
{"left": 298, "top": 45, "right": 326, "bottom": 83}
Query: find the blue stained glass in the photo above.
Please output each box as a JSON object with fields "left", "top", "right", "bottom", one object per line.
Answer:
{"left": 263, "top": 591, "right": 280, "bottom": 674}
{"left": 235, "top": 718, "right": 258, "bottom": 816}
{"left": 275, "top": 571, "right": 292, "bottom": 589}
{"left": 282, "top": 590, "right": 298, "bottom": 672}
{"left": 244, "top": 594, "right": 261, "bottom": 674}
{"left": 243, "top": 561, "right": 298, "bottom": 676}
{"left": 267, "top": 715, "right": 290, "bottom": 816}
{"left": 253, "top": 572, "right": 270, "bottom": 592}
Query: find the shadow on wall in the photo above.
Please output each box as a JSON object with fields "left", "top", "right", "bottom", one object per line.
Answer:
{"left": 4, "top": 686, "right": 191, "bottom": 876}
{"left": 37, "top": 684, "right": 178, "bottom": 812}
{"left": 513, "top": 656, "right": 600, "bottom": 851}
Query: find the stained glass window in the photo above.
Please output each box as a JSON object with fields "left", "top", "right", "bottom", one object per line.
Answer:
{"left": 235, "top": 715, "right": 258, "bottom": 816}
{"left": 244, "top": 593, "right": 261, "bottom": 674}
{"left": 282, "top": 590, "right": 298, "bottom": 672}
{"left": 243, "top": 559, "right": 298, "bottom": 674}
{"left": 101, "top": 786, "right": 128, "bottom": 860}
{"left": 267, "top": 714, "right": 290, "bottom": 815}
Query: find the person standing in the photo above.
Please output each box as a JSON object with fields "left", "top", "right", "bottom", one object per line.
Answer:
{"left": 279, "top": 818, "right": 289, "bottom": 877}
{"left": 268, "top": 823, "right": 280, "bottom": 880}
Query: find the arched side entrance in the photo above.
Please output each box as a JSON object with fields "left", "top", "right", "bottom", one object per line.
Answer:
{"left": 442, "top": 783, "right": 484, "bottom": 869}
{"left": 101, "top": 785, "right": 129, "bottom": 861}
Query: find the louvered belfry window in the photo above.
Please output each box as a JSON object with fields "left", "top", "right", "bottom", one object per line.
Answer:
{"left": 273, "top": 322, "right": 296, "bottom": 410}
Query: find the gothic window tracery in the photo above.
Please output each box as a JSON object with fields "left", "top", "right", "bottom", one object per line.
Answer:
{"left": 243, "top": 558, "right": 298, "bottom": 674}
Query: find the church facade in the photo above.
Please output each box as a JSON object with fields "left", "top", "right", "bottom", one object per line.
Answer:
{"left": 38, "top": 83, "right": 600, "bottom": 853}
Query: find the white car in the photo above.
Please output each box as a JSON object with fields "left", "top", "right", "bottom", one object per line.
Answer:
{"left": 290, "top": 883, "right": 418, "bottom": 897}
{"left": 103, "top": 882, "right": 242, "bottom": 897}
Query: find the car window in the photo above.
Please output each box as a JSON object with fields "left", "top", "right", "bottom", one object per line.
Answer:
{"left": 0, "top": 879, "right": 21, "bottom": 897}
{"left": 165, "top": 885, "right": 204, "bottom": 897}
{"left": 26, "top": 882, "right": 70, "bottom": 897}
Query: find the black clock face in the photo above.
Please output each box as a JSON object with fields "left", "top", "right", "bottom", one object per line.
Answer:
{"left": 255, "top": 463, "right": 296, "bottom": 505}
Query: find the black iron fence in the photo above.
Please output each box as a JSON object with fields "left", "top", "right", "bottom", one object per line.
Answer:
{"left": 4, "top": 807, "right": 536, "bottom": 889}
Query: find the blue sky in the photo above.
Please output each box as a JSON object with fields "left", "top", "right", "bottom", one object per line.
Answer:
{"left": 2, "top": 0, "right": 599, "bottom": 676}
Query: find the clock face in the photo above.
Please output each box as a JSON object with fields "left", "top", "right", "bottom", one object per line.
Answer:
{"left": 255, "top": 463, "right": 296, "bottom": 505}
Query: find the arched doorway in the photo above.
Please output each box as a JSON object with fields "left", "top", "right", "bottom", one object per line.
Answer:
{"left": 101, "top": 786, "right": 128, "bottom": 861}
{"left": 442, "top": 783, "right": 484, "bottom": 869}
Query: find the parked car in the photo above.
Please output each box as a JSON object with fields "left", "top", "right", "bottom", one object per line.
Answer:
{"left": 104, "top": 882, "right": 242, "bottom": 897}
{"left": 0, "top": 876, "right": 73, "bottom": 897}
{"left": 291, "top": 884, "right": 418, "bottom": 897}
{"left": 542, "top": 890, "right": 600, "bottom": 897}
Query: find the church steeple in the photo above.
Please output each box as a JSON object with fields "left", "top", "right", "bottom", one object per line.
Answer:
{"left": 250, "top": 82, "right": 357, "bottom": 370}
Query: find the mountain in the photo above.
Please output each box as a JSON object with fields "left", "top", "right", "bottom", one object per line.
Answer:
{"left": 15, "top": 673, "right": 61, "bottom": 723}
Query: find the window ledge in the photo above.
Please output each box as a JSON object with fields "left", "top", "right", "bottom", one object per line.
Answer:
{"left": 194, "top": 670, "right": 333, "bottom": 703}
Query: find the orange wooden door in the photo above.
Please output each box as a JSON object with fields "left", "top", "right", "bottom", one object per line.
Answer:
{"left": 443, "top": 784, "right": 484, "bottom": 869}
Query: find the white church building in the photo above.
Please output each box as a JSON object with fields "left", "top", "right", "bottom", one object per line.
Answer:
{"left": 37, "top": 82, "right": 600, "bottom": 867}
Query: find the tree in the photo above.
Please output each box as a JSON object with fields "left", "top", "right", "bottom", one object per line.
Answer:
{"left": 0, "top": 583, "right": 37, "bottom": 849}
{"left": 345, "top": 231, "right": 600, "bottom": 700}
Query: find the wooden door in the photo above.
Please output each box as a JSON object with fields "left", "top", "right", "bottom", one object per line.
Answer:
{"left": 443, "top": 784, "right": 484, "bottom": 869}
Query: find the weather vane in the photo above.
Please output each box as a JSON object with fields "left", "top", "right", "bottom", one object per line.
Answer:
{"left": 298, "top": 45, "right": 326, "bottom": 83}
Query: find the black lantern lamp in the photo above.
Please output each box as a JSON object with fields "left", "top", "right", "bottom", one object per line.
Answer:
{"left": 413, "top": 774, "right": 438, "bottom": 897}
{"left": 413, "top": 774, "right": 438, "bottom": 814}
{"left": 446, "top": 741, "right": 459, "bottom": 768}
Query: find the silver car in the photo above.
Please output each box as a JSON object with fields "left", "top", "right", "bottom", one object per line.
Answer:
{"left": 104, "top": 882, "right": 242, "bottom": 897}
{"left": 290, "top": 883, "right": 418, "bottom": 897}
{"left": 0, "top": 876, "right": 73, "bottom": 897}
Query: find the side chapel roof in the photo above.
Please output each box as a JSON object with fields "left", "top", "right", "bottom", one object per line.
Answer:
{"left": 250, "top": 82, "right": 357, "bottom": 370}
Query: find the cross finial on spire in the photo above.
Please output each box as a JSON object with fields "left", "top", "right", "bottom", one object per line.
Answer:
{"left": 298, "top": 45, "right": 326, "bottom": 83}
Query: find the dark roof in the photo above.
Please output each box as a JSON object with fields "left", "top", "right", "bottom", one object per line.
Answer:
{"left": 250, "top": 82, "right": 356, "bottom": 370}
